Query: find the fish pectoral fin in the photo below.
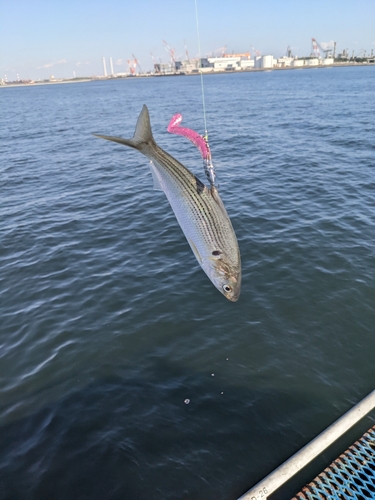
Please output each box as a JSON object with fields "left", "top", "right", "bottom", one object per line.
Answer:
{"left": 149, "top": 161, "right": 163, "bottom": 191}
{"left": 187, "top": 239, "right": 202, "bottom": 264}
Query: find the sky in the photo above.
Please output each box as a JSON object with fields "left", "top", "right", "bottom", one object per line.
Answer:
{"left": 1, "top": 0, "right": 375, "bottom": 81}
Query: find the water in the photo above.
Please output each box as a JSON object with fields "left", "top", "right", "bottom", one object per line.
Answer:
{"left": 1, "top": 67, "right": 374, "bottom": 500}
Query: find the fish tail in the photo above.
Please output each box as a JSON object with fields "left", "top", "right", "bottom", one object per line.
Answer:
{"left": 93, "top": 105, "right": 155, "bottom": 151}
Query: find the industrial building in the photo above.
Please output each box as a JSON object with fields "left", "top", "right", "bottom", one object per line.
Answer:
{"left": 175, "top": 59, "right": 200, "bottom": 73}
{"left": 154, "top": 62, "right": 177, "bottom": 75}
{"left": 276, "top": 56, "right": 294, "bottom": 67}
{"left": 253, "top": 55, "right": 274, "bottom": 69}
{"left": 101, "top": 38, "right": 374, "bottom": 80}
{"left": 154, "top": 52, "right": 340, "bottom": 74}
{"left": 155, "top": 53, "right": 255, "bottom": 74}
{"left": 288, "top": 57, "right": 334, "bottom": 67}
{"left": 200, "top": 53, "right": 254, "bottom": 71}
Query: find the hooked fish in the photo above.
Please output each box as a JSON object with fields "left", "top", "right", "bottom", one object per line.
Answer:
{"left": 94, "top": 105, "right": 241, "bottom": 301}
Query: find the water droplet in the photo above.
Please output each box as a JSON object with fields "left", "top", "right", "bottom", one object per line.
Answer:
{"left": 221, "top": 392, "right": 224, "bottom": 395}
{"left": 184, "top": 399, "right": 190, "bottom": 404}
{"left": 211, "top": 373, "right": 215, "bottom": 376}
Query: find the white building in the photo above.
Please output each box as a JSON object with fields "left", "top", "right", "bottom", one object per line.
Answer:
{"left": 260, "top": 55, "right": 274, "bottom": 68}
{"left": 306, "top": 58, "right": 319, "bottom": 66}
{"left": 254, "top": 56, "right": 262, "bottom": 68}
{"left": 199, "top": 54, "right": 254, "bottom": 72}
{"left": 291, "top": 59, "right": 305, "bottom": 67}
{"left": 154, "top": 62, "right": 175, "bottom": 74}
{"left": 175, "top": 59, "right": 200, "bottom": 73}
{"left": 207, "top": 56, "right": 240, "bottom": 71}
{"left": 277, "top": 56, "right": 294, "bottom": 67}
{"left": 239, "top": 59, "right": 254, "bottom": 69}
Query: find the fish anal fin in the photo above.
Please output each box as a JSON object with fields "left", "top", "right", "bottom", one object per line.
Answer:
{"left": 149, "top": 161, "right": 163, "bottom": 191}
{"left": 187, "top": 238, "right": 203, "bottom": 264}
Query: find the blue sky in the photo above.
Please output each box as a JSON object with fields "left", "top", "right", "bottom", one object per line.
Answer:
{"left": 1, "top": 0, "right": 375, "bottom": 80}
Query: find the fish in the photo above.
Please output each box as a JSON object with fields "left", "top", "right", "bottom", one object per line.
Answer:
{"left": 94, "top": 105, "right": 241, "bottom": 301}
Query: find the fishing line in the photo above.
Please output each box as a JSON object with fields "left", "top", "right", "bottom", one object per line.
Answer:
{"left": 194, "top": 0, "right": 208, "bottom": 136}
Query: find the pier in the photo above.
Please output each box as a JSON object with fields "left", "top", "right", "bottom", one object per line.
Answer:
{"left": 238, "top": 390, "right": 375, "bottom": 499}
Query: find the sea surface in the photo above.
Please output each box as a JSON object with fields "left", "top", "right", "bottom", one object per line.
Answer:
{"left": 1, "top": 67, "right": 374, "bottom": 500}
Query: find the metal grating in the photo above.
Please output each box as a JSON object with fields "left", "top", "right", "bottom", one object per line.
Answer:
{"left": 292, "top": 425, "right": 375, "bottom": 499}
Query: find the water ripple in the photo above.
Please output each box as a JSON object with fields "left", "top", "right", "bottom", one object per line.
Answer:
{"left": 1, "top": 67, "right": 375, "bottom": 499}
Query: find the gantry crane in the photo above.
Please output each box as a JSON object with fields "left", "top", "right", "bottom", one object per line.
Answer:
{"left": 250, "top": 45, "right": 261, "bottom": 57}
{"left": 132, "top": 54, "right": 142, "bottom": 74}
{"left": 127, "top": 59, "right": 137, "bottom": 75}
{"left": 311, "top": 38, "right": 335, "bottom": 59}
{"left": 162, "top": 40, "right": 176, "bottom": 64}
{"left": 183, "top": 40, "right": 190, "bottom": 61}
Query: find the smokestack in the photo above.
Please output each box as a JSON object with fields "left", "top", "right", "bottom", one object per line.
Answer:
{"left": 102, "top": 57, "right": 108, "bottom": 77}
{"left": 110, "top": 57, "right": 114, "bottom": 76}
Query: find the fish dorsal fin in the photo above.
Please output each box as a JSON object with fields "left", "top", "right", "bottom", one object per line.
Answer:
{"left": 93, "top": 105, "right": 155, "bottom": 151}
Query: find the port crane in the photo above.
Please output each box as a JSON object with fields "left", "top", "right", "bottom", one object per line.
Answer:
{"left": 212, "top": 46, "right": 227, "bottom": 57}
{"left": 127, "top": 55, "right": 142, "bottom": 75}
{"left": 311, "top": 38, "right": 335, "bottom": 59}
{"left": 250, "top": 45, "right": 261, "bottom": 57}
{"left": 150, "top": 52, "right": 157, "bottom": 72}
{"left": 162, "top": 40, "right": 176, "bottom": 64}
{"left": 132, "top": 54, "right": 142, "bottom": 73}
{"left": 183, "top": 40, "right": 190, "bottom": 60}
{"left": 127, "top": 59, "right": 137, "bottom": 75}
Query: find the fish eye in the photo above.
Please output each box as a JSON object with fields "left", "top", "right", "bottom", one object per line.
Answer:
{"left": 212, "top": 250, "right": 221, "bottom": 256}
{"left": 222, "top": 284, "right": 232, "bottom": 293}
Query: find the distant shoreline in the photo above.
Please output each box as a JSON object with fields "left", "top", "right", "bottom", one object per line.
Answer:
{"left": 1, "top": 62, "right": 373, "bottom": 88}
{"left": 0, "top": 78, "right": 93, "bottom": 88}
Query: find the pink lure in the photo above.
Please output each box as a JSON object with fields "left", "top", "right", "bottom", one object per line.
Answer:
{"left": 167, "top": 114, "right": 211, "bottom": 161}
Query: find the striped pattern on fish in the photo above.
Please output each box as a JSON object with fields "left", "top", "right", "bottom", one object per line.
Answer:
{"left": 94, "top": 105, "right": 241, "bottom": 301}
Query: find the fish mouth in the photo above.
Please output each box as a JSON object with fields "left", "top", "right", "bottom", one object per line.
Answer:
{"left": 213, "top": 267, "right": 241, "bottom": 302}
{"left": 229, "top": 295, "right": 240, "bottom": 302}
{"left": 226, "top": 287, "right": 241, "bottom": 302}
